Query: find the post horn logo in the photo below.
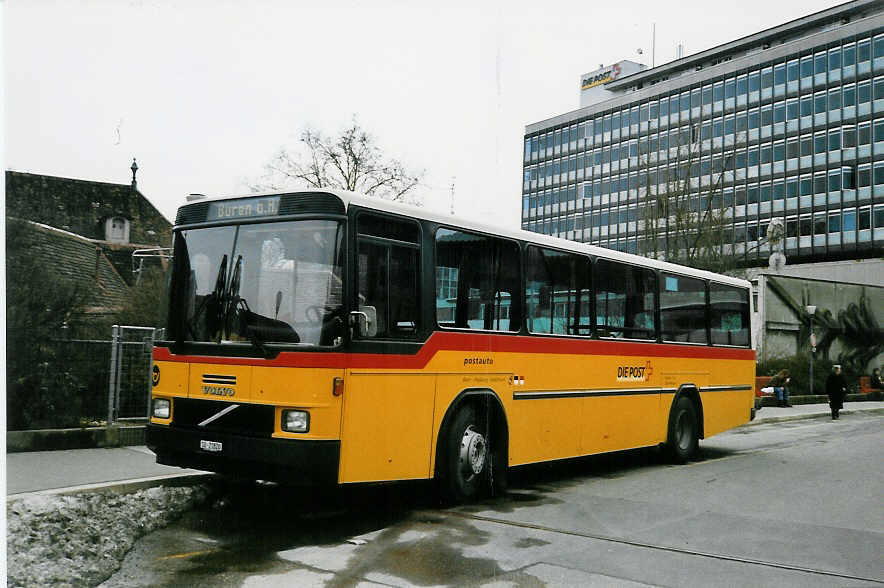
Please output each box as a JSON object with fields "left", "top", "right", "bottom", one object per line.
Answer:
{"left": 152, "top": 364, "right": 160, "bottom": 387}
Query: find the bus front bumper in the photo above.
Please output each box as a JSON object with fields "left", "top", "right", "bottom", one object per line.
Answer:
{"left": 146, "top": 424, "right": 340, "bottom": 485}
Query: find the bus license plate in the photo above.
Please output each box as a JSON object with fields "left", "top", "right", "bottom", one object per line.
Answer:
{"left": 200, "top": 440, "right": 222, "bottom": 452}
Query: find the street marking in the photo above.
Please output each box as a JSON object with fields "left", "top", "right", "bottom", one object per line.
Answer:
{"left": 158, "top": 548, "right": 219, "bottom": 560}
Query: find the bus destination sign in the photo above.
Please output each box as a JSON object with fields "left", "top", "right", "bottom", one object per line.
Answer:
{"left": 207, "top": 196, "right": 281, "bottom": 221}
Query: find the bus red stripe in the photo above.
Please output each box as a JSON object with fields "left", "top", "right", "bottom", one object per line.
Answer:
{"left": 153, "top": 332, "right": 755, "bottom": 368}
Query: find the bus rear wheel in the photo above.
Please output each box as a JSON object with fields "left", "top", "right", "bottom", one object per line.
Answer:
{"left": 666, "top": 396, "right": 699, "bottom": 463}
{"left": 439, "top": 404, "right": 493, "bottom": 503}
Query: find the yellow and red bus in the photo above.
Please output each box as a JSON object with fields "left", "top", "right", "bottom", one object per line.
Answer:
{"left": 148, "top": 190, "right": 755, "bottom": 501}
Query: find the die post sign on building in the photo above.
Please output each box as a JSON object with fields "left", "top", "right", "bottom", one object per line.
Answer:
{"left": 581, "top": 63, "right": 622, "bottom": 90}
{"left": 578, "top": 60, "right": 647, "bottom": 107}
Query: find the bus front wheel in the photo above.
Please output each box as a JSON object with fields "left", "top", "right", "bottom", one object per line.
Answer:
{"left": 666, "top": 396, "right": 699, "bottom": 463}
{"left": 438, "top": 404, "right": 492, "bottom": 503}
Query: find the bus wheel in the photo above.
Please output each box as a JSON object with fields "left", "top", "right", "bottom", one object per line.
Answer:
{"left": 666, "top": 396, "right": 699, "bottom": 463}
{"left": 440, "top": 405, "right": 489, "bottom": 503}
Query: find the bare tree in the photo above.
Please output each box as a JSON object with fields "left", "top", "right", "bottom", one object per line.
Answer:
{"left": 252, "top": 119, "right": 425, "bottom": 204}
{"left": 637, "top": 127, "right": 762, "bottom": 274}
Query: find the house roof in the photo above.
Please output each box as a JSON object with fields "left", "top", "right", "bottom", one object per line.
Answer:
{"left": 6, "top": 218, "right": 131, "bottom": 314}
{"left": 5, "top": 170, "right": 172, "bottom": 245}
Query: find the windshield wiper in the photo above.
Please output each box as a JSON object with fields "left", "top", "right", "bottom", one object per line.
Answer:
{"left": 193, "top": 254, "right": 227, "bottom": 342}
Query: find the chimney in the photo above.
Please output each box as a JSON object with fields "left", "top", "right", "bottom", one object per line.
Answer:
{"left": 130, "top": 158, "right": 138, "bottom": 190}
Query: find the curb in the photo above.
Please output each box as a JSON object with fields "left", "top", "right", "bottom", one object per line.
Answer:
{"left": 7, "top": 425, "right": 146, "bottom": 453}
{"left": 5, "top": 472, "right": 214, "bottom": 503}
{"left": 746, "top": 405, "right": 884, "bottom": 426}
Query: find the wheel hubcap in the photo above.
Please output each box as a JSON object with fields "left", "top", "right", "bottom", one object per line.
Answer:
{"left": 460, "top": 425, "right": 486, "bottom": 476}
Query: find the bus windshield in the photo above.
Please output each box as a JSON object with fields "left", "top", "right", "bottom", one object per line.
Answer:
{"left": 167, "top": 219, "right": 344, "bottom": 348}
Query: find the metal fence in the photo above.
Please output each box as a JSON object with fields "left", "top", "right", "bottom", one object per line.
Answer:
{"left": 6, "top": 325, "right": 160, "bottom": 431}
{"left": 108, "top": 325, "right": 160, "bottom": 424}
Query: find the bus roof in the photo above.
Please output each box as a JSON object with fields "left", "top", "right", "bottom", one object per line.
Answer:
{"left": 181, "top": 189, "right": 751, "bottom": 289}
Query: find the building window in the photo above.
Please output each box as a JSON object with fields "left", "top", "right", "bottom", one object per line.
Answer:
{"left": 875, "top": 34, "right": 884, "bottom": 59}
{"left": 843, "top": 125, "right": 856, "bottom": 148}
{"left": 800, "top": 56, "right": 813, "bottom": 78}
{"left": 774, "top": 63, "right": 786, "bottom": 85}
{"left": 814, "top": 91, "right": 827, "bottom": 115}
{"left": 858, "top": 80, "right": 871, "bottom": 105}
{"left": 749, "top": 70, "right": 760, "bottom": 92}
{"left": 874, "top": 205, "right": 884, "bottom": 229}
{"left": 814, "top": 51, "right": 827, "bottom": 75}
{"left": 829, "top": 48, "right": 841, "bottom": 72}
{"left": 787, "top": 59, "right": 799, "bottom": 82}
{"left": 859, "top": 122, "right": 871, "bottom": 145}
{"left": 843, "top": 209, "right": 856, "bottom": 231}
{"left": 105, "top": 216, "right": 130, "bottom": 243}
{"left": 843, "top": 43, "right": 856, "bottom": 67}
{"left": 829, "top": 213, "right": 841, "bottom": 233}
{"left": 874, "top": 118, "right": 884, "bottom": 142}
{"left": 858, "top": 207, "right": 871, "bottom": 230}
{"left": 829, "top": 129, "right": 841, "bottom": 151}
{"left": 844, "top": 83, "right": 856, "bottom": 107}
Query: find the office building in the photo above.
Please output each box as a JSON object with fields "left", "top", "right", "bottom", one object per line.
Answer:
{"left": 522, "top": 0, "right": 884, "bottom": 267}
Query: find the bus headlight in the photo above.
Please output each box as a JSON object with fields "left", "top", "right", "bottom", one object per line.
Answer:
{"left": 282, "top": 409, "right": 309, "bottom": 433}
{"left": 152, "top": 398, "right": 171, "bottom": 419}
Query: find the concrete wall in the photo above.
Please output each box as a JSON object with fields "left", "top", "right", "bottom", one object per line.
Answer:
{"left": 755, "top": 270, "right": 884, "bottom": 372}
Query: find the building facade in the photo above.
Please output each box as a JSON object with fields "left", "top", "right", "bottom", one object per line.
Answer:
{"left": 522, "top": 0, "right": 884, "bottom": 267}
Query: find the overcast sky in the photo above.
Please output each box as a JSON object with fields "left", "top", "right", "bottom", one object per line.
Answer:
{"left": 5, "top": 0, "right": 840, "bottom": 228}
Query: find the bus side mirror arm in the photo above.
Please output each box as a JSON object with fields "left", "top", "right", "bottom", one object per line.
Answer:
{"left": 349, "top": 311, "right": 371, "bottom": 337}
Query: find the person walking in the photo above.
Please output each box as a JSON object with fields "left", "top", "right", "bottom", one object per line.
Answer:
{"left": 826, "top": 364, "right": 847, "bottom": 420}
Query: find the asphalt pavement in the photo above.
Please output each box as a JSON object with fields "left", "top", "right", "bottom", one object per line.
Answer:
{"left": 104, "top": 408, "right": 884, "bottom": 587}
{"left": 6, "top": 402, "right": 883, "bottom": 498}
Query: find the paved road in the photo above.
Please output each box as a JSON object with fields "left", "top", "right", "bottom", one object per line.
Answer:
{"left": 102, "top": 413, "right": 884, "bottom": 587}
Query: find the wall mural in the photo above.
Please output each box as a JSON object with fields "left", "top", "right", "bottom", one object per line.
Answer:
{"left": 766, "top": 276, "right": 884, "bottom": 374}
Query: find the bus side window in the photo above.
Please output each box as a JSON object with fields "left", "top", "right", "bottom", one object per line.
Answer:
{"left": 595, "top": 259, "right": 657, "bottom": 340}
{"left": 435, "top": 228, "right": 521, "bottom": 332}
{"left": 660, "top": 274, "right": 708, "bottom": 344}
{"left": 710, "top": 283, "right": 750, "bottom": 346}
{"left": 356, "top": 213, "right": 420, "bottom": 339}
{"left": 526, "top": 246, "right": 591, "bottom": 336}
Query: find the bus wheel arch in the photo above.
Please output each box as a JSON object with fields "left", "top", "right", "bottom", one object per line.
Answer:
{"left": 665, "top": 385, "right": 702, "bottom": 463}
{"left": 435, "top": 388, "right": 508, "bottom": 502}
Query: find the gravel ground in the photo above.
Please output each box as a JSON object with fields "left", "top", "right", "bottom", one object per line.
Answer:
{"left": 6, "top": 484, "right": 211, "bottom": 587}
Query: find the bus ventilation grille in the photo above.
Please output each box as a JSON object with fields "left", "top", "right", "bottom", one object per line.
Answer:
{"left": 278, "top": 192, "right": 345, "bottom": 215}
{"left": 175, "top": 202, "right": 210, "bottom": 225}
{"left": 202, "top": 374, "right": 237, "bottom": 385}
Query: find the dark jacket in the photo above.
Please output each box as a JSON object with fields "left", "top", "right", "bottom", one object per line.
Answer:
{"left": 770, "top": 374, "right": 790, "bottom": 388}
{"left": 826, "top": 372, "right": 847, "bottom": 408}
{"left": 871, "top": 374, "right": 883, "bottom": 390}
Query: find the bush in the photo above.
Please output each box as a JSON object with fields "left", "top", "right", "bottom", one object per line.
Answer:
{"left": 757, "top": 353, "right": 862, "bottom": 395}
